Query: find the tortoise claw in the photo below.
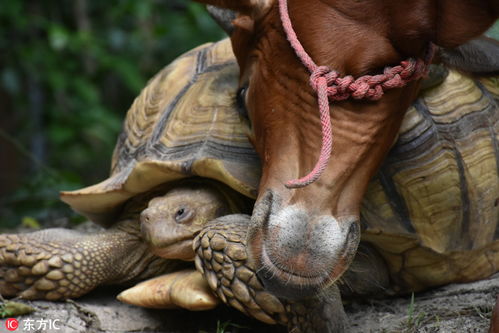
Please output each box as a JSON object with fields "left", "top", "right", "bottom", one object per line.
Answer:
{"left": 117, "top": 269, "right": 219, "bottom": 311}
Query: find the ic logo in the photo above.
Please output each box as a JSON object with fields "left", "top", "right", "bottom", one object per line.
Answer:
{"left": 6, "top": 318, "right": 19, "bottom": 331}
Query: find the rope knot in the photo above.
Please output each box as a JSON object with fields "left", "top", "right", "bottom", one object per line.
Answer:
{"left": 310, "top": 66, "right": 332, "bottom": 91}
{"left": 278, "top": 0, "right": 434, "bottom": 189}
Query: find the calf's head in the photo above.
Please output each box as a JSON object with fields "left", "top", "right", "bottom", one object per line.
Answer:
{"left": 197, "top": 0, "right": 498, "bottom": 299}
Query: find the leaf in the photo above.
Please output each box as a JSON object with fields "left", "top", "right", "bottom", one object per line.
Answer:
{"left": 0, "top": 301, "right": 36, "bottom": 318}
{"left": 21, "top": 216, "right": 41, "bottom": 229}
{"left": 486, "top": 21, "right": 499, "bottom": 40}
{"left": 0, "top": 0, "right": 225, "bottom": 231}
{"left": 48, "top": 25, "right": 69, "bottom": 51}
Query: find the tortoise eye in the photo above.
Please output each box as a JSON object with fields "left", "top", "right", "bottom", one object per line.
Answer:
{"left": 236, "top": 86, "right": 249, "bottom": 121}
{"left": 175, "top": 207, "right": 191, "bottom": 223}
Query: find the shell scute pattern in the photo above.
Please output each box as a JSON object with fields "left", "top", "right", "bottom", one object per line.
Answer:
{"left": 112, "top": 54, "right": 197, "bottom": 174}
{"left": 60, "top": 39, "right": 260, "bottom": 226}
{"left": 113, "top": 39, "right": 254, "bottom": 178}
{"left": 362, "top": 69, "right": 499, "bottom": 291}
{"left": 424, "top": 71, "right": 490, "bottom": 122}
{"left": 60, "top": 39, "right": 498, "bottom": 296}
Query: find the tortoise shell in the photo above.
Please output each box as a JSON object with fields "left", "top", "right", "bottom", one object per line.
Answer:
{"left": 61, "top": 38, "right": 499, "bottom": 292}
{"left": 60, "top": 39, "right": 260, "bottom": 227}
{"left": 361, "top": 73, "right": 499, "bottom": 292}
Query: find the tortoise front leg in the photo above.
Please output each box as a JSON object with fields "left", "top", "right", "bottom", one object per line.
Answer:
{"left": 194, "top": 214, "right": 348, "bottom": 332}
{"left": 0, "top": 220, "right": 179, "bottom": 300}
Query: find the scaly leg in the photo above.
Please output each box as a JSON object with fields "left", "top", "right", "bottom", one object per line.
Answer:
{"left": 194, "top": 214, "right": 348, "bottom": 332}
{"left": 0, "top": 220, "right": 183, "bottom": 300}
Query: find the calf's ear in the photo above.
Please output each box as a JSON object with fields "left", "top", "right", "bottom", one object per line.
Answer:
{"left": 439, "top": 36, "right": 499, "bottom": 75}
{"left": 436, "top": 1, "right": 498, "bottom": 48}
{"left": 206, "top": 5, "right": 237, "bottom": 35}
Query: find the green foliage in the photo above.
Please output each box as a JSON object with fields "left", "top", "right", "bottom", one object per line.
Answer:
{"left": 487, "top": 21, "right": 499, "bottom": 39}
{"left": 0, "top": 0, "right": 224, "bottom": 228}
{"left": 405, "top": 293, "right": 427, "bottom": 332}
{"left": 0, "top": 300, "right": 36, "bottom": 318}
{"left": 0, "top": 4, "right": 496, "bottom": 229}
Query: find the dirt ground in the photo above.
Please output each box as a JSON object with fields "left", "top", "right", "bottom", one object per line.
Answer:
{"left": 345, "top": 273, "right": 498, "bottom": 333}
{"left": 1, "top": 221, "right": 498, "bottom": 332}
{"left": 2, "top": 272, "right": 497, "bottom": 333}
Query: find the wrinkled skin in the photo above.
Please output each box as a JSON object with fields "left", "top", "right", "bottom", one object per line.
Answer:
{"left": 0, "top": 182, "right": 238, "bottom": 301}
{"left": 196, "top": 0, "right": 499, "bottom": 299}
{"left": 140, "top": 185, "right": 231, "bottom": 260}
{"left": 137, "top": 211, "right": 389, "bottom": 332}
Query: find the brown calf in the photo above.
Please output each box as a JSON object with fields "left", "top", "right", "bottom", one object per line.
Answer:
{"left": 196, "top": 0, "right": 498, "bottom": 299}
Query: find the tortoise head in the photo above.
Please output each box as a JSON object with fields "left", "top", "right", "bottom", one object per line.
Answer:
{"left": 195, "top": 0, "right": 498, "bottom": 299}
{"left": 140, "top": 183, "right": 231, "bottom": 261}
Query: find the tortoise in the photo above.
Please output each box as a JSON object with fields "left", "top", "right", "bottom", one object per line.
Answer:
{"left": 0, "top": 39, "right": 345, "bottom": 332}
{"left": 0, "top": 38, "right": 257, "bottom": 303}
{"left": 0, "top": 37, "right": 498, "bottom": 331}
{"left": 118, "top": 51, "right": 499, "bottom": 328}
{"left": 121, "top": 54, "right": 499, "bottom": 326}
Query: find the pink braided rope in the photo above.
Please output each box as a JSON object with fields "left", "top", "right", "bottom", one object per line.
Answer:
{"left": 278, "top": 0, "right": 434, "bottom": 189}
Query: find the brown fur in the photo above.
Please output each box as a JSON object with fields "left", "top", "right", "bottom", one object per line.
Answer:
{"left": 194, "top": 0, "right": 498, "bottom": 297}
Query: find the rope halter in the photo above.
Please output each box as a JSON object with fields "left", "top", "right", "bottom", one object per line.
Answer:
{"left": 278, "top": 0, "right": 434, "bottom": 189}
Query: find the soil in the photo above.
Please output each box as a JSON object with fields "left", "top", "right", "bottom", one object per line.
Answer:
{"left": 346, "top": 273, "right": 498, "bottom": 333}
{"left": 2, "top": 223, "right": 497, "bottom": 332}
{"left": 3, "top": 273, "right": 497, "bottom": 333}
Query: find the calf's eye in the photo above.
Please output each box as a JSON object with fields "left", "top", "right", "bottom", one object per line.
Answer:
{"left": 236, "top": 86, "right": 249, "bottom": 121}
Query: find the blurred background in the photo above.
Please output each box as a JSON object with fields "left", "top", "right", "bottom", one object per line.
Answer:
{"left": 0, "top": 2, "right": 497, "bottom": 230}
{"left": 0, "top": 0, "right": 224, "bottom": 229}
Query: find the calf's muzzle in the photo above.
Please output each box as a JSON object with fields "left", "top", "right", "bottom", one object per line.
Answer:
{"left": 248, "top": 192, "right": 360, "bottom": 300}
